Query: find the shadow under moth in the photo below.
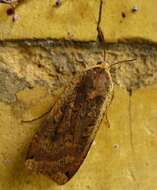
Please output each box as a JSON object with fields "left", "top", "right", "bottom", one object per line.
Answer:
{"left": 25, "top": 66, "right": 113, "bottom": 185}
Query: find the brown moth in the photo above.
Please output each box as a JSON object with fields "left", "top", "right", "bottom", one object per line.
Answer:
{"left": 25, "top": 66, "right": 113, "bottom": 185}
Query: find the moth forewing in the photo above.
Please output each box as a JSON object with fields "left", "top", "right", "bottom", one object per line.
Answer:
{"left": 26, "top": 66, "right": 113, "bottom": 185}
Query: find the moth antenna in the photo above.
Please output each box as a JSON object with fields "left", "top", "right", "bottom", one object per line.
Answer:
{"left": 108, "top": 58, "right": 136, "bottom": 69}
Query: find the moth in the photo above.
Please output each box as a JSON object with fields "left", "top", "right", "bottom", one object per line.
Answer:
{"left": 25, "top": 59, "right": 135, "bottom": 185}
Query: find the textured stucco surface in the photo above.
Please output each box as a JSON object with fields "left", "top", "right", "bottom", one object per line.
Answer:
{"left": 0, "top": 42, "right": 157, "bottom": 189}
{"left": 0, "top": 42, "right": 156, "bottom": 102}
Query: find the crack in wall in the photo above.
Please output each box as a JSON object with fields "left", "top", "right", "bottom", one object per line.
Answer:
{"left": 127, "top": 90, "right": 139, "bottom": 185}
{"left": 97, "top": 0, "right": 104, "bottom": 42}
{"left": 128, "top": 90, "right": 134, "bottom": 153}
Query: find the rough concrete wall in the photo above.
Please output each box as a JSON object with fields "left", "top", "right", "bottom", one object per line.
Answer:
{"left": 0, "top": 0, "right": 157, "bottom": 190}
{"left": 0, "top": 41, "right": 157, "bottom": 190}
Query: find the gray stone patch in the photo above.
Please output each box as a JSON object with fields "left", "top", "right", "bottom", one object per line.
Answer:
{"left": 0, "top": 69, "right": 30, "bottom": 103}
